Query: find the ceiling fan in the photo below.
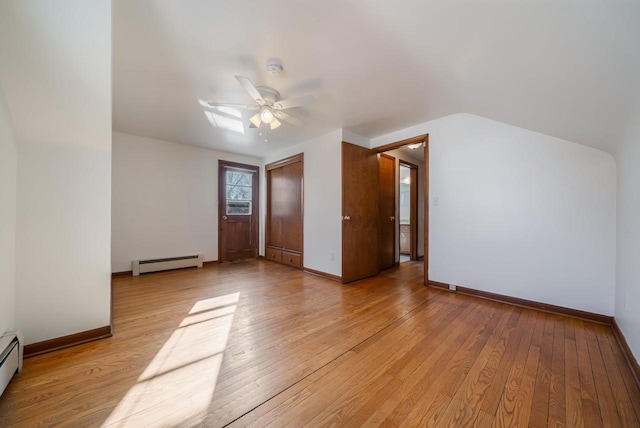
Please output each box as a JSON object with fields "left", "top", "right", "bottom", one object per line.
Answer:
{"left": 200, "top": 76, "right": 315, "bottom": 130}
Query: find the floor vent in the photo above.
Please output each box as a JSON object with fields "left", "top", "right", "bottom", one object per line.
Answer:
{"left": 132, "top": 254, "right": 203, "bottom": 276}
{"left": 1, "top": 331, "right": 23, "bottom": 397}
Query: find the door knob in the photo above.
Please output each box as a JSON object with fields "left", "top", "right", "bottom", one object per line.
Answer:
{"left": 222, "top": 215, "right": 228, "bottom": 220}
{"left": 390, "top": 216, "right": 395, "bottom": 221}
{"left": 342, "top": 215, "right": 351, "bottom": 221}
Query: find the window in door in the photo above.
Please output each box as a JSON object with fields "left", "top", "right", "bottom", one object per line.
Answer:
{"left": 226, "top": 169, "right": 253, "bottom": 215}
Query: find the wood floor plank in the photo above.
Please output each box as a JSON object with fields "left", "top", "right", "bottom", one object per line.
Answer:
{"left": 548, "top": 316, "right": 567, "bottom": 426}
{"left": 385, "top": 302, "right": 506, "bottom": 425}
{"left": 529, "top": 314, "right": 554, "bottom": 427}
{"left": 585, "top": 322, "right": 623, "bottom": 428}
{"left": 474, "top": 409, "right": 496, "bottom": 428}
{"left": 399, "top": 304, "right": 513, "bottom": 426}
{"left": 253, "top": 294, "right": 474, "bottom": 426}
{"left": 604, "top": 328, "right": 640, "bottom": 421}
{"left": 360, "top": 302, "right": 487, "bottom": 426}
{"left": 480, "top": 307, "right": 530, "bottom": 416}
{"left": 564, "top": 326, "right": 585, "bottom": 428}
{"left": 436, "top": 310, "right": 522, "bottom": 426}
{"left": 346, "top": 377, "right": 404, "bottom": 426}
{"left": 402, "top": 392, "right": 452, "bottom": 427}
{"left": 0, "top": 260, "right": 637, "bottom": 428}
{"left": 573, "top": 319, "right": 604, "bottom": 427}
{"left": 492, "top": 310, "right": 537, "bottom": 427}
{"left": 303, "top": 373, "right": 395, "bottom": 427}
{"left": 595, "top": 324, "right": 639, "bottom": 426}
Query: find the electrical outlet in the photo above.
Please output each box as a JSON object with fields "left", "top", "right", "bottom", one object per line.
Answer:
{"left": 330, "top": 252, "right": 335, "bottom": 261}
{"left": 449, "top": 284, "right": 457, "bottom": 292}
{"left": 433, "top": 196, "right": 440, "bottom": 206}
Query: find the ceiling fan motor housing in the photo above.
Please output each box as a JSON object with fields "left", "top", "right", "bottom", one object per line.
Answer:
{"left": 256, "top": 86, "right": 280, "bottom": 106}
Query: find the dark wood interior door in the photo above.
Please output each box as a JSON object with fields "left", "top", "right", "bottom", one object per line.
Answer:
{"left": 268, "top": 166, "right": 285, "bottom": 248}
{"left": 378, "top": 153, "right": 396, "bottom": 270}
{"left": 342, "top": 142, "right": 379, "bottom": 283}
{"left": 266, "top": 153, "right": 304, "bottom": 268}
{"left": 219, "top": 160, "right": 259, "bottom": 262}
{"left": 282, "top": 161, "right": 303, "bottom": 252}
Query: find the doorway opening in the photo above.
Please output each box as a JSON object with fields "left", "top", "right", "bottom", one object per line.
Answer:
{"left": 374, "top": 135, "right": 428, "bottom": 279}
{"left": 341, "top": 134, "right": 429, "bottom": 284}
{"left": 399, "top": 161, "right": 418, "bottom": 262}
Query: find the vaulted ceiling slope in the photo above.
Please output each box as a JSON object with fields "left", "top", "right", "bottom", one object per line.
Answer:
{"left": 113, "top": 0, "right": 640, "bottom": 157}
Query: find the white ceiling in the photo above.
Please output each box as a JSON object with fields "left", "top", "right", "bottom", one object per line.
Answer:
{"left": 113, "top": 0, "right": 640, "bottom": 157}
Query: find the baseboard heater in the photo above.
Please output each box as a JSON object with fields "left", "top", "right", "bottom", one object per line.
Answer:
{"left": 1, "top": 331, "right": 24, "bottom": 398}
{"left": 132, "top": 254, "right": 203, "bottom": 276}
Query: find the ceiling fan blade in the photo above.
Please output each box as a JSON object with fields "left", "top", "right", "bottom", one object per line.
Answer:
{"left": 235, "top": 76, "right": 264, "bottom": 105}
{"left": 199, "top": 99, "right": 258, "bottom": 110}
{"left": 274, "top": 111, "right": 306, "bottom": 127}
{"left": 273, "top": 94, "right": 315, "bottom": 110}
{"left": 249, "top": 112, "right": 262, "bottom": 128}
{"left": 270, "top": 118, "right": 281, "bottom": 130}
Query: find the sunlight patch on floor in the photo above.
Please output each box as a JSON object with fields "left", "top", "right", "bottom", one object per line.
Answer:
{"left": 102, "top": 293, "right": 240, "bottom": 427}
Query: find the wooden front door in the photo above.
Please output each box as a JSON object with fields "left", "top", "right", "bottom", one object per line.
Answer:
{"left": 342, "top": 142, "right": 379, "bottom": 283}
{"left": 218, "top": 160, "right": 259, "bottom": 262}
{"left": 378, "top": 153, "right": 396, "bottom": 270}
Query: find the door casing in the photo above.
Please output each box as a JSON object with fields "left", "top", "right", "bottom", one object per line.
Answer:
{"left": 378, "top": 153, "right": 396, "bottom": 270}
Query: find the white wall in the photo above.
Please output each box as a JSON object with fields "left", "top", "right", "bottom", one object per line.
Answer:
{"left": 263, "top": 130, "right": 343, "bottom": 277}
{"left": 373, "top": 114, "right": 616, "bottom": 315}
{"left": 111, "top": 132, "right": 262, "bottom": 272}
{"left": 1, "top": 1, "right": 112, "bottom": 344}
{"left": 614, "top": 111, "right": 640, "bottom": 360}
{"left": 0, "top": 85, "right": 17, "bottom": 336}
{"left": 342, "top": 130, "right": 370, "bottom": 148}
{"left": 383, "top": 149, "right": 425, "bottom": 259}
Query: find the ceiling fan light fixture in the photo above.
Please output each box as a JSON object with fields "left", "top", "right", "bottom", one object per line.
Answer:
{"left": 407, "top": 142, "right": 424, "bottom": 150}
{"left": 260, "top": 107, "right": 275, "bottom": 124}
{"left": 270, "top": 118, "right": 281, "bottom": 130}
{"left": 249, "top": 113, "right": 262, "bottom": 128}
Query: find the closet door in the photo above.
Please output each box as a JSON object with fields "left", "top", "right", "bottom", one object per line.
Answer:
{"left": 282, "top": 161, "right": 303, "bottom": 253}
{"left": 266, "top": 153, "right": 304, "bottom": 269}
{"left": 268, "top": 166, "right": 285, "bottom": 248}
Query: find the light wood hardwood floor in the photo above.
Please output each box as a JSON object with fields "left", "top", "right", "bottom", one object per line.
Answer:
{"left": 0, "top": 260, "right": 638, "bottom": 427}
